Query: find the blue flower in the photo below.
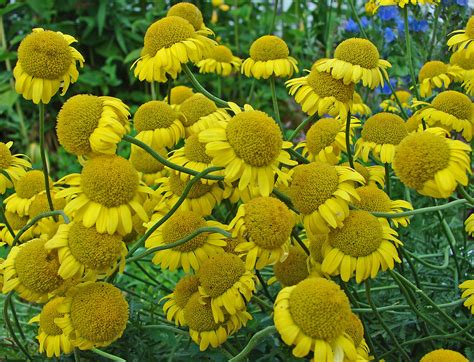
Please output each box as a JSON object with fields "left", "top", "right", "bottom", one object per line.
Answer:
{"left": 384, "top": 27, "right": 396, "bottom": 44}
{"left": 441, "top": 0, "right": 468, "bottom": 6}
{"left": 377, "top": 78, "right": 397, "bottom": 95}
{"left": 345, "top": 18, "right": 359, "bottom": 32}
{"left": 378, "top": 6, "right": 399, "bottom": 21}
{"left": 360, "top": 16, "right": 370, "bottom": 28}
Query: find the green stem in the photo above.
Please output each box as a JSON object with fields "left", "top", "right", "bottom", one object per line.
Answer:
{"left": 427, "top": 5, "right": 441, "bottom": 61}
{"left": 0, "top": 198, "right": 15, "bottom": 238}
{"left": 383, "top": 73, "right": 409, "bottom": 120}
{"left": 217, "top": 77, "right": 222, "bottom": 98}
{"left": 233, "top": 0, "right": 240, "bottom": 53}
{"left": 167, "top": 78, "right": 172, "bottom": 104}
{"left": 247, "top": 79, "right": 255, "bottom": 104}
{"left": 371, "top": 198, "right": 468, "bottom": 218}
{"left": 3, "top": 292, "right": 32, "bottom": 360}
{"left": 151, "top": 81, "right": 156, "bottom": 100}
{"left": 288, "top": 114, "right": 317, "bottom": 141}
{"left": 272, "top": 188, "right": 297, "bottom": 212}
{"left": 291, "top": 230, "right": 310, "bottom": 255}
{"left": 403, "top": 7, "right": 421, "bottom": 101}
{"left": 74, "top": 348, "right": 80, "bottom": 362}
{"left": 324, "top": 0, "right": 334, "bottom": 58}
{"left": 404, "top": 247, "right": 450, "bottom": 270}
{"left": 123, "top": 135, "right": 223, "bottom": 181}
{"left": 256, "top": 270, "right": 274, "bottom": 302}
{"left": 142, "top": 324, "right": 189, "bottom": 335}
{"left": 269, "top": 76, "right": 284, "bottom": 134}
{"left": 348, "top": 0, "right": 368, "bottom": 38}
{"left": 251, "top": 294, "right": 274, "bottom": 311}
{"left": 384, "top": 163, "right": 391, "bottom": 197}
{"left": 345, "top": 112, "right": 354, "bottom": 168}
{"left": 458, "top": 185, "right": 474, "bottom": 204}
{"left": 436, "top": 209, "right": 462, "bottom": 279}
{"left": 269, "top": 0, "right": 278, "bottom": 33}
{"left": 9, "top": 296, "right": 26, "bottom": 340}
{"left": 229, "top": 326, "right": 276, "bottom": 362}
{"left": 288, "top": 148, "right": 309, "bottom": 164}
{"left": 352, "top": 298, "right": 464, "bottom": 313}
{"left": 91, "top": 348, "right": 126, "bottom": 362}
{"left": 39, "top": 103, "right": 55, "bottom": 214}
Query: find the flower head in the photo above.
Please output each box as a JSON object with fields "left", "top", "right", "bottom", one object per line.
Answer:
{"left": 459, "top": 279, "right": 474, "bottom": 314}
{"left": 167, "top": 85, "right": 194, "bottom": 108}
{"left": 180, "top": 94, "right": 229, "bottom": 136}
{"left": 418, "top": 60, "right": 464, "bottom": 97}
{"left": 351, "top": 92, "right": 372, "bottom": 116}
{"left": 377, "top": 0, "right": 440, "bottom": 7}
{"left": 420, "top": 349, "right": 468, "bottom": 362}
{"left": 197, "top": 45, "right": 242, "bottom": 76}
{"left": 271, "top": 245, "right": 310, "bottom": 287}
{"left": 130, "top": 145, "right": 167, "bottom": 186}
{"left": 167, "top": 2, "right": 205, "bottom": 31}
{"left": 447, "top": 15, "right": 474, "bottom": 55}
{"left": 163, "top": 275, "right": 200, "bottom": 326}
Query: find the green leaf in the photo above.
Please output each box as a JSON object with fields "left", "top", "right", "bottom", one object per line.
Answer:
{"left": 0, "top": 3, "right": 24, "bottom": 16}
{"left": 0, "top": 89, "right": 18, "bottom": 113}
{"left": 124, "top": 48, "right": 141, "bottom": 64}
{"left": 97, "top": 0, "right": 107, "bottom": 36}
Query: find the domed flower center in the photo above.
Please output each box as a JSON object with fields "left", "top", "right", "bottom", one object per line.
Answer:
{"left": 29, "top": 193, "right": 66, "bottom": 218}
{"left": 168, "top": 173, "right": 212, "bottom": 198}
{"left": 0, "top": 142, "right": 12, "bottom": 169}
{"left": 289, "top": 161, "right": 339, "bottom": 215}
{"left": 361, "top": 112, "right": 408, "bottom": 145}
{"left": 134, "top": 100, "right": 178, "bottom": 131}
{"left": 353, "top": 185, "right": 391, "bottom": 212}
{"left": 288, "top": 278, "right": 351, "bottom": 339}
{"left": 334, "top": 38, "right": 380, "bottom": 69}
{"left": 431, "top": 91, "right": 472, "bottom": 120}
{"left": 18, "top": 30, "right": 72, "bottom": 79}
{"left": 81, "top": 155, "right": 139, "bottom": 208}
{"left": 68, "top": 223, "right": 122, "bottom": 270}
{"left": 184, "top": 292, "right": 220, "bottom": 331}
{"left": 465, "top": 16, "right": 474, "bottom": 38}
{"left": 243, "top": 197, "right": 293, "bottom": 249}
{"left": 15, "top": 238, "right": 63, "bottom": 294}
{"left": 174, "top": 275, "right": 200, "bottom": 308}
{"left": 70, "top": 282, "right": 128, "bottom": 343}
{"left": 328, "top": 210, "right": 383, "bottom": 257}
{"left": 223, "top": 237, "right": 240, "bottom": 254}
{"left": 450, "top": 50, "right": 474, "bottom": 70}
{"left": 249, "top": 35, "right": 289, "bottom": 61}
{"left": 5, "top": 211, "right": 28, "bottom": 230}
{"left": 143, "top": 16, "right": 194, "bottom": 56}
{"left": 39, "top": 297, "right": 65, "bottom": 335}
{"left": 161, "top": 210, "right": 207, "bottom": 252}
{"left": 306, "top": 118, "right": 340, "bottom": 154}
{"left": 169, "top": 86, "right": 194, "bottom": 105}
{"left": 307, "top": 70, "right": 355, "bottom": 103}
{"left": 421, "top": 349, "right": 469, "bottom": 362}
{"left": 199, "top": 253, "right": 245, "bottom": 297}
{"left": 405, "top": 116, "right": 421, "bottom": 133}
{"left": 308, "top": 234, "right": 326, "bottom": 263}
{"left": 210, "top": 45, "right": 234, "bottom": 63}
{"left": 184, "top": 135, "right": 212, "bottom": 163}
{"left": 226, "top": 110, "right": 282, "bottom": 167}
{"left": 395, "top": 90, "right": 411, "bottom": 104}
{"left": 130, "top": 147, "right": 165, "bottom": 174}
{"left": 56, "top": 95, "right": 103, "bottom": 156}
{"left": 419, "top": 61, "right": 448, "bottom": 81}
{"left": 393, "top": 132, "right": 451, "bottom": 190}
{"left": 346, "top": 313, "right": 364, "bottom": 346}
{"left": 15, "top": 170, "right": 51, "bottom": 199}
{"left": 167, "top": 3, "right": 204, "bottom": 31}
{"left": 273, "top": 246, "right": 309, "bottom": 286}
{"left": 180, "top": 94, "right": 217, "bottom": 127}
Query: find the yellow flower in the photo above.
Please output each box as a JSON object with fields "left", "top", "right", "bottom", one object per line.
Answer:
{"left": 132, "top": 16, "right": 215, "bottom": 83}
{"left": 341, "top": 161, "right": 385, "bottom": 188}
{"left": 365, "top": 0, "right": 377, "bottom": 14}
{"left": 56, "top": 95, "right": 130, "bottom": 156}
{"left": 199, "top": 107, "right": 295, "bottom": 197}
{"left": 345, "top": 313, "right": 371, "bottom": 360}
{"left": 230, "top": 196, "right": 294, "bottom": 270}
{"left": 13, "top": 28, "right": 84, "bottom": 104}
{"left": 57, "top": 155, "right": 151, "bottom": 235}
{"left": 0, "top": 211, "right": 33, "bottom": 246}
{"left": 54, "top": 282, "right": 129, "bottom": 350}
{"left": 392, "top": 128, "right": 471, "bottom": 198}
{"left": 420, "top": 349, "right": 468, "bottom": 362}
{"left": 459, "top": 279, "right": 474, "bottom": 314}
{"left": 167, "top": 2, "right": 210, "bottom": 32}
{"left": 315, "top": 38, "right": 391, "bottom": 89}
{"left": 321, "top": 210, "right": 402, "bottom": 282}
{"left": 134, "top": 100, "right": 185, "bottom": 149}
{"left": 355, "top": 112, "right": 408, "bottom": 164}
{"left": 242, "top": 35, "right": 298, "bottom": 79}
{"left": 0, "top": 141, "right": 31, "bottom": 194}
{"left": 353, "top": 185, "right": 413, "bottom": 228}
{"left": 274, "top": 277, "right": 358, "bottom": 360}
{"left": 379, "top": 89, "right": 412, "bottom": 114}
{"left": 197, "top": 45, "right": 242, "bottom": 76}
{"left": 465, "top": 214, "right": 474, "bottom": 237}
{"left": 351, "top": 92, "right": 372, "bottom": 116}
{"left": 405, "top": 115, "right": 423, "bottom": 133}
{"left": 418, "top": 61, "right": 464, "bottom": 97}
{"left": 269, "top": 245, "right": 310, "bottom": 287}
{"left": 450, "top": 49, "right": 474, "bottom": 95}
{"left": 287, "top": 161, "right": 365, "bottom": 236}
{"left": 166, "top": 85, "right": 195, "bottom": 109}
{"left": 198, "top": 252, "right": 256, "bottom": 322}
{"left": 130, "top": 145, "right": 167, "bottom": 186}
{"left": 28, "top": 190, "right": 67, "bottom": 238}
{"left": 162, "top": 274, "right": 200, "bottom": 326}
{"left": 448, "top": 16, "right": 474, "bottom": 56}
{"left": 307, "top": 233, "right": 326, "bottom": 276}
{"left": 1, "top": 236, "right": 64, "bottom": 303}
{"left": 377, "top": 0, "right": 439, "bottom": 7}
{"left": 286, "top": 68, "right": 355, "bottom": 120}
{"left": 145, "top": 210, "right": 227, "bottom": 272}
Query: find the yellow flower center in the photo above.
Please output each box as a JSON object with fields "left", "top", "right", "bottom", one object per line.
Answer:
{"left": 184, "top": 134, "right": 212, "bottom": 163}
{"left": 328, "top": 210, "right": 383, "bottom": 257}
{"left": 421, "top": 349, "right": 468, "bottom": 362}
{"left": 226, "top": 110, "right": 282, "bottom": 167}
{"left": 289, "top": 161, "right": 339, "bottom": 215}
{"left": 249, "top": 35, "right": 289, "bottom": 61}
{"left": 15, "top": 238, "right": 63, "bottom": 294}
{"left": 143, "top": 16, "right": 194, "bottom": 56}
{"left": 180, "top": 94, "right": 217, "bottom": 127}
{"left": 134, "top": 100, "right": 178, "bottom": 131}
{"left": 361, "top": 112, "right": 408, "bottom": 145}
{"left": 465, "top": 16, "right": 474, "bottom": 38}
{"left": 168, "top": 173, "right": 212, "bottom": 198}
{"left": 130, "top": 147, "right": 165, "bottom": 174}
{"left": 161, "top": 210, "right": 207, "bottom": 252}
{"left": 405, "top": 115, "right": 421, "bottom": 133}
{"left": 306, "top": 118, "right": 341, "bottom": 155}
{"left": 81, "top": 155, "right": 139, "bottom": 208}
{"left": 56, "top": 95, "right": 103, "bottom": 156}
{"left": 288, "top": 278, "right": 351, "bottom": 340}
{"left": 29, "top": 193, "right": 66, "bottom": 218}
{"left": 169, "top": 86, "right": 194, "bottom": 105}
{"left": 39, "top": 297, "right": 65, "bottom": 335}
{"left": 273, "top": 246, "right": 309, "bottom": 287}
{"left": 352, "top": 185, "right": 391, "bottom": 212}
{"left": 210, "top": 45, "right": 234, "bottom": 63}
{"left": 243, "top": 196, "right": 293, "bottom": 249}
{"left": 0, "top": 142, "right": 12, "bottom": 169}
{"left": 5, "top": 211, "right": 28, "bottom": 230}
{"left": 15, "top": 170, "right": 51, "bottom": 199}
{"left": 167, "top": 2, "right": 204, "bottom": 31}
{"left": 68, "top": 223, "right": 123, "bottom": 270}
{"left": 334, "top": 38, "right": 380, "bottom": 69}
{"left": 393, "top": 132, "right": 451, "bottom": 190}
{"left": 418, "top": 61, "right": 448, "bottom": 81}
{"left": 18, "top": 30, "right": 72, "bottom": 79}
{"left": 308, "top": 234, "right": 326, "bottom": 263}
{"left": 450, "top": 49, "right": 474, "bottom": 70}
{"left": 174, "top": 275, "right": 200, "bottom": 308}
{"left": 431, "top": 90, "right": 472, "bottom": 120}
{"left": 394, "top": 90, "right": 411, "bottom": 104}
{"left": 184, "top": 292, "right": 220, "bottom": 331}
{"left": 223, "top": 237, "right": 240, "bottom": 254}
{"left": 70, "top": 282, "right": 128, "bottom": 343}
{"left": 307, "top": 70, "right": 355, "bottom": 103}
{"left": 199, "top": 253, "right": 245, "bottom": 297}
{"left": 346, "top": 313, "right": 364, "bottom": 346}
